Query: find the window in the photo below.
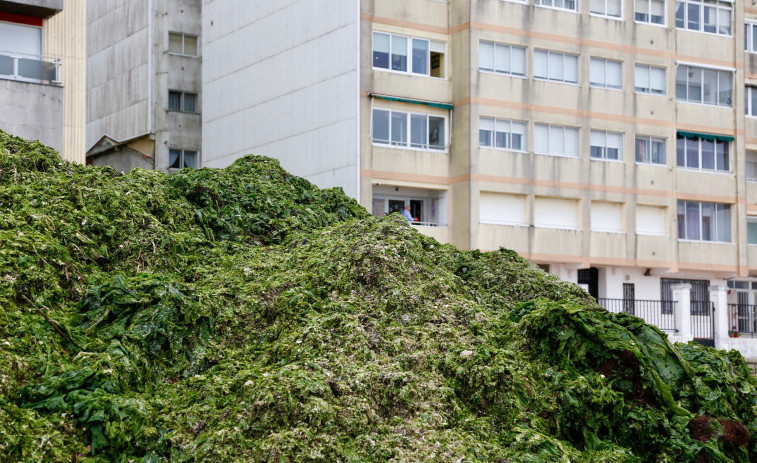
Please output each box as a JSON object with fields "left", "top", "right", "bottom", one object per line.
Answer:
{"left": 636, "top": 205, "right": 667, "bottom": 235}
{"left": 676, "top": 133, "right": 730, "bottom": 171}
{"left": 749, "top": 217, "right": 757, "bottom": 244}
{"left": 168, "top": 32, "right": 198, "bottom": 56}
{"left": 590, "top": 130, "right": 623, "bottom": 160}
{"left": 746, "top": 22, "right": 757, "bottom": 53}
{"left": 677, "top": 201, "right": 731, "bottom": 242}
{"left": 535, "top": 0, "right": 578, "bottom": 12}
{"left": 534, "top": 197, "right": 579, "bottom": 229}
{"left": 590, "top": 58, "right": 622, "bottom": 89}
{"left": 591, "top": 201, "right": 623, "bottom": 232}
{"left": 534, "top": 124, "right": 579, "bottom": 157}
{"left": 635, "top": 0, "right": 665, "bottom": 24}
{"left": 675, "top": 0, "right": 732, "bottom": 36}
{"left": 373, "top": 32, "right": 445, "bottom": 78}
{"left": 534, "top": 50, "right": 579, "bottom": 84}
{"left": 372, "top": 108, "right": 446, "bottom": 151}
{"left": 479, "top": 118, "right": 527, "bottom": 152}
{"left": 675, "top": 65, "right": 732, "bottom": 107}
{"left": 747, "top": 151, "right": 757, "bottom": 181}
{"left": 479, "top": 41, "right": 526, "bottom": 76}
{"left": 0, "top": 21, "right": 58, "bottom": 83}
{"left": 746, "top": 86, "right": 757, "bottom": 117}
{"left": 591, "top": 0, "right": 622, "bottom": 18}
{"left": 479, "top": 192, "right": 527, "bottom": 225}
{"left": 635, "top": 64, "right": 666, "bottom": 94}
{"left": 168, "top": 91, "right": 198, "bottom": 113}
{"left": 635, "top": 136, "right": 666, "bottom": 164}
{"left": 168, "top": 149, "right": 198, "bottom": 169}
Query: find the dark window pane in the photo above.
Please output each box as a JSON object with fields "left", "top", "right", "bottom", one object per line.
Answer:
{"left": 168, "top": 91, "right": 181, "bottom": 111}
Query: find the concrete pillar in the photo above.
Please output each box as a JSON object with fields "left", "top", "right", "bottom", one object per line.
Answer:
{"left": 709, "top": 285, "right": 730, "bottom": 349}
{"left": 673, "top": 283, "right": 693, "bottom": 342}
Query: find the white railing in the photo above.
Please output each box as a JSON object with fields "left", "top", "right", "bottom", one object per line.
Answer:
{"left": 410, "top": 221, "right": 448, "bottom": 227}
{"left": 0, "top": 51, "right": 61, "bottom": 85}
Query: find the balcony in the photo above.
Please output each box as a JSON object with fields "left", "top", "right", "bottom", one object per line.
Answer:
{"left": 0, "top": 51, "right": 60, "bottom": 85}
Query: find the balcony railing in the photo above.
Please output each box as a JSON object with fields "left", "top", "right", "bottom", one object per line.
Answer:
{"left": 0, "top": 51, "right": 61, "bottom": 85}
{"left": 598, "top": 298, "right": 677, "bottom": 332}
{"left": 728, "top": 304, "right": 757, "bottom": 335}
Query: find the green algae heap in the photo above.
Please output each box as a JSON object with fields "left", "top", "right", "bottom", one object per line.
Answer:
{"left": 1, "top": 131, "right": 756, "bottom": 462}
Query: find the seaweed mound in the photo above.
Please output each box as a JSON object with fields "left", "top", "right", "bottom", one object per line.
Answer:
{"left": 1, "top": 131, "right": 756, "bottom": 462}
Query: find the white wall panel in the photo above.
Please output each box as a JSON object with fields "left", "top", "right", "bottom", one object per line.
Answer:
{"left": 534, "top": 197, "right": 579, "bottom": 229}
{"left": 479, "top": 192, "right": 527, "bottom": 225}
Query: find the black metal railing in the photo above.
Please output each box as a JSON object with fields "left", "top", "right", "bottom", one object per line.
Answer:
{"left": 728, "top": 304, "right": 757, "bottom": 335}
{"left": 598, "top": 298, "right": 677, "bottom": 332}
{"left": 691, "top": 301, "right": 714, "bottom": 344}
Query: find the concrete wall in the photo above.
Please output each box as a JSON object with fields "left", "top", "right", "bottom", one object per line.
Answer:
{"left": 0, "top": 79, "right": 62, "bottom": 149}
{"left": 202, "top": 0, "right": 360, "bottom": 199}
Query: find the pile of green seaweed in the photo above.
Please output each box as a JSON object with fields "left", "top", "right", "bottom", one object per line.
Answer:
{"left": 1, "top": 131, "right": 756, "bottom": 462}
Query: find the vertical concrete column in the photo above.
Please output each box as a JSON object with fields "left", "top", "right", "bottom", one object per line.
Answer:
{"left": 709, "top": 285, "right": 730, "bottom": 348}
{"left": 673, "top": 283, "right": 693, "bottom": 342}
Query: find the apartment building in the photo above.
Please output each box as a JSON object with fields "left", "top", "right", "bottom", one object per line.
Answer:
{"left": 86, "top": 0, "right": 201, "bottom": 172}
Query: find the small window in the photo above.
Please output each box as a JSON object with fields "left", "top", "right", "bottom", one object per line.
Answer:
{"left": 168, "top": 32, "right": 199, "bottom": 56}
{"left": 373, "top": 32, "right": 445, "bottom": 78}
{"left": 479, "top": 117, "right": 527, "bottom": 152}
{"left": 677, "top": 201, "right": 731, "bottom": 242}
{"left": 675, "top": 0, "right": 732, "bottom": 36}
{"left": 746, "top": 151, "right": 757, "bottom": 182}
{"left": 746, "top": 86, "right": 757, "bottom": 117}
{"left": 479, "top": 41, "right": 526, "bottom": 76}
{"left": 635, "top": 64, "right": 666, "bottom": 94}
{"left": 590, "top": 57, "right": 622, "bottom": 90}
{"left": 746, "top": 22, "right": 757, "bottom": 53}
{"left": 675, "top": 64, "right": 733, "bottom": 107}
{"left": 591, "top": 0, "right": 622, "bottom": 18}
{"left": 534, "top": 124, "right": 579, "bottom": 157}
{"left": 169, "top": 149, "right": 198, "bottom": 169}
{"left": 168, "top": 91, "right": 199, "bottom": 113}
{"left": 748, "top": 217, "right": 757, "bottom": 244}
{"left": 635, "top": 0, "right": 665, "bottom": 24}
{"left": 534, "top": 49, "right": 579, "bottom": 84}
{"left": 590, "top": 130, "right": 624, "bottom": 160}
{"left": 535, "top": 0, "right": 578, "bottom": 12}
{"left": 635, "top": 136, "right": 666, "bottom": 165}
{"left": 372, "top": 108, "right": 447, "bottom": 151}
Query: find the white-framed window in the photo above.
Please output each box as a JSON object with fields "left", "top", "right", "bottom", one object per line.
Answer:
{"left": 534, "top": 124, "right": 579, "bottom": 157}
{"left": 676, "top": 133, "right": 730, "bottom": 172}
{"left": 677, "top": 201, "right": 731, "bottom": 242}
{"left": 479, "top": 41, "right": 526, "bottom": 77}
{"left": 479, "top": 117, "right": 528, "bottom": 152}
{"left": 675, "top": 64, "right": 733, "bottom": 107}
{"left": 502, "top": 0, "right": 528, "bottom": 3}
{"left": 169, "top": 149, "right": 198, "bottom": 169}
{"left": 675, "top": 0, "right": 732, "bottom": 36}
{"left": 591, "top": 0, "right": 622, "bottom": 18}
{"left": 748, "top": 217, "right": 757, "bottom": 244}
{"left": 168, "top": 91, "right": 198, "bottom": 113}
{"left": 168, "top": 32, "right": 198, "bottom": 56}
{"left": 590, "top": 57, "right": 622, "bottom": 90}
{"left": 636, "top": 205, "right": 667, "bottom": 236}
{"left": 635, "top": 136, "right": 666, "bottom": 164}
{"left": 0, "top": 20, "right": 58, "bottom": 84}
{"left": 746, "top": 22, "right": 757, "bottom": 53}
{"left": 746, "top": 86, "right": 757, "bottom": 117}
{"left": 747, "top": 151, "right": 757, "bottom": 182}
{"left": 590, "top": 130, "right": 623, "bottom": 160}
{"left": 591, "top": 201, "right": 624, "bottom": 233}
{"left": 372, "top": 108, "right": 446, "bottom": 151}
{"left": 535, "top": 0, "right": 579, "bottom": 12}
{"left": 534, "top": 50, "right": 579, "bottom": 84}
{"left": 635, "top": 0, "right": 665, "bottom": 25}
{"left": 634, "top": 64, "right": 666, "bottom": 94}
{"left": 479, "top": 192, "right": 527, "bottom": 226}
{"left": 372, "top": 32, "right": 446, "bottom": 78}
{"left": 534, "top": 197, "right": 580, "bottom": 229}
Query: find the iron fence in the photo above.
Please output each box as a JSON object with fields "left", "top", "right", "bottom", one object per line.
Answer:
{"left": 691, "top": 300, "right": 714, "bottom": 345}
{"left": 728, "top": 304, "right": 757, "bottom": 335}
{"left": 598, "top": 298, "right": 677, "bottom": 332}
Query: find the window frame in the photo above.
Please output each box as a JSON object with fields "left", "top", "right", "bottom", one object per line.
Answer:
{"left": 534, "top": 123, "right": 580, "bottom": 157}
{"left": 675, "top": 134, "right": 730, "bottom": 173}
{"left": 677, "top": 200, "right": 732, "bottom": 243}
{"left": 746, "top": 86, "right": 757, "bottom": 117}
{"left": 634, "top": 64, "right": 666, "bottom": 95}
{"left": 674, "top": 0, "right": 733, "bottom": 37}
{"left": 168, "top": 32, "right": 199, "bottom": 57}
{"left": 371, "top": 107, "right": 448, "bottom": 152}
{"left": 746, "top": 22, "right": 757, "bottom": 53}
{"left": 372, "top": 31, "right": 446, "bottom": 79}
{"left": 590, "top": 0, "right": 623, "bottom": 19}
{"left": 535, "top": 0, "right": 579, "bottom": 13}
{"left": 479, "top": 117, "right": 528, "bottom": 153}
{"left": 534, "top": 49, "right": 579, "bottom": 84}
{"left": 168, "top": 148, "right": 199, "bottom": 169}
{"left": 590, "top": 57, "right": 623, "bottom": 90}
{"left": 675, "top": 63, "right": 734, "bottom": 108}
{"left": 634, "top": 0, "right": 666, "bottom": 26}
{"left": 478, "top": 40, "right": 527, "bottom": 77}
{"left": 635, "top": 135, "right": 667, "bottom": 165}
{"left": 748, "top": 216, "right": 757, "bottom": 245}
{"left": 168, "top": 90, "right": 199, "bottom": 113}
{"left": 590, "top": 129, "right": 624, "bottom": 161}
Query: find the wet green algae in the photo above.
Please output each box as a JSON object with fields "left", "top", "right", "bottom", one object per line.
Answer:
{"left": 1, "top": 131, "right": 756, "bottom": 462}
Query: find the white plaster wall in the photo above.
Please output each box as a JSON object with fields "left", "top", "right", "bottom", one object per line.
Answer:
{"left": 202, "top": 0, "right": 360, "bottom": 199}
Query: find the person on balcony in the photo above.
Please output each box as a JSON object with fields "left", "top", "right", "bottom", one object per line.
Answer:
{"left": 402, "top": 205, "right": 414, "bottom": 222}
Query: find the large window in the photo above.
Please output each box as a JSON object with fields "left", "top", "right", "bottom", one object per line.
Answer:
{"left": 372, "top": 108, "right": 446, "bottom": 151}
{"left": 534, "top": 50, "right": 579, "bottom": 84}
{"left": 168, "top": 32, "right": 198, "bottom": 56}
{"left": 635, "top": 0, "right": 665, "bottom": 24}
{"left": 479, "top": 41, "right": 526, "bottom": 76}
{"left": 590, "top": 58, "right": 622, "bottom": 89}
{"left": 168, "top": 91, "right": 198, "bottom": 113}
{"left": 746, "top": 86, "right": 757, "bottom": 117}
{"left": 591, "top": 0, "right": 622, "bottom": 18}
{"left": 677, "top": 201, "right": 731, "bottom": 242}
{"left": 169, "top": 149, "right": 198, "bottom": 169}
{"left": 0, "top": 20, "right": 58, "bottom": 83}
{"left": 535, "top": 0, "right": 578, "bottom": 12}
{"left": 675, "top": 0, "right": 732, "bottom": 36}
{"left": 676, "top": 133, "right": 729, "bottom": 172}
{"left": 590, "top": 130, "right": 623, "bottom": 160}
{"left": 635, "top": 64, "right": 665, "bottom": 94}
{"left": 747, "top": 22, "right": 757, "bottom": 53}
{"left": 479, "top": 118, "right": 527, "bottom": 152}
{"left": 635, "top": 136, "right": 666, "bottom": 164}
{"left": 675, "top": 65, "right": 733, "bottom": 107}
{"left": 534, "top": 124, "right": 579, "bottom": 157}
{"left": 373, "top": 32, "right": 445, "bottom": 78}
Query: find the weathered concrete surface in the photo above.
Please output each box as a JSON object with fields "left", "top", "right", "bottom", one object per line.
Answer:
{"left": 0, "top": 0, "right": 63, "bottom": 18}
{"left": 0, "top": 79, "right": 62, "bottom": 151}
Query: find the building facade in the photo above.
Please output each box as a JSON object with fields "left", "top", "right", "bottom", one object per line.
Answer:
{"left": 86, "top": 0, "right": 201, "bottom": 172}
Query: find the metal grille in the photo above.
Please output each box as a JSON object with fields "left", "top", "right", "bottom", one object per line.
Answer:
{"left": 598, "top": 298, "right": 677, "bottom": 332}
{"left": 691, "top": 301, "right": 714, "bottom": 346}
{"left": 660, "top": 278, "right": 710, "bottom": 314}
{"left": 728, "top": 304, "right": 757, "bottom": 335}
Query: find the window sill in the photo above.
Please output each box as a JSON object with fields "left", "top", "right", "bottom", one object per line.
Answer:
{"left": 372, "top": 67, "right": 447, "bottom": 81}
{"left": 675, "top": 27, "right": 733, "bottom": 39}
{"left": 678, "top": 239, "right": 734, "bottom": 245}
{"left": 167, "top": 52, "right": 199, "bottom": 58}
{"left": 747, "top": 178, "right": 757, "bottom": 183}
{"left": 533, "top": 78, "right": 580, "bottom": 86}
{"left": 676, "top": 167, "right": 732, "bottom": 175}
{"left": 637, "top": 232, "right": 667, "bottom": 237}
{"left": 634, "top": 20, "right": 667, "bottom": 28}
{"left": 589, "top": 13, "right": 623, "bottom": 21}
{"left": 372, "top": 142, "right": 448, "bottom": 154}
{"left": 591, "top": 157, "right": 625, "bottom": 163}
{"left": 635, "top": 161, "right": 668, "bottom": 167}
{"left": 676, "top": 100, "right": 733, "bottom": 109}
{"left": 534, "top": 225, "right": 581, "bottom": 231}
{"left": 478, "top": 69, "right": 527, "bottom": 80}
{"left": 167, "top": 110, "right": 200, "bottom": 115}
{"left": 534, "top": 152, "right": 580, "bottom": 159}
{"left": 590, "top": 85, "right": 623, "bottom": 92}
{"left": 479, "top": 145, "right": 528, "bottom": 154}
{"left": 634, "top": 90, "right": 666, "bottom": 97}
{"left": 591, "top": 229, "right": 626, "bottom": 234}
{"left": 534, "top": 5, "right": 579, "bottom": 14}
{"left": 480, "top": 221, "right": 528, "bottom": 227}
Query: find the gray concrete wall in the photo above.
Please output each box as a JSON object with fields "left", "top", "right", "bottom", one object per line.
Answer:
{"left": 89, "top": 147, "right": 154, "bottom": 172}
{"left": 201, "top": 0, "right": 360, "bottom": 199}
{"left": 0, "top": 79, "right": 62, "bottom": 150}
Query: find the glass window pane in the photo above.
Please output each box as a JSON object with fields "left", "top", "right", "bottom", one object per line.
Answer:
{"left": 608, "top": 0, "right": 621, "bottom": 16}
{"left": 751, "top": 87, "right": 757, "bottom": 116}
{"left": 183, "top": 93, "right": 197, "bottom": 112}
{"left": 494, "top": 44, "right": 509, "bottom": 73}
{"left": 429, "top": 116, "right": 445, "bottom": 150}
{"left": 169, "top": 33, "right": 182, "bottom": 53}
{"left": 564, "top": 55, "right": 578, "bottom": 83}
{"left": 479, "top": 41, "right": 494, "bottom": 71}
{"left": 703, "top": 5, "right": 717, "bottom": 33}
{"left": 748, "top": 220, "right": 757, "bottom": 244}
{"left": 686, "top": 138, "right": 699, "bottom": 168}
{"left": 753, "top": 25, "right": 757, "bottom": 52}
{"left": 607, "top": 60, "right": 622, "bottom": 89}
{"left": 168, "top": 91, "right": 181, "bottom": 111}
{"left": 591, "top": 0, "right": 605, "bottom": 14}
{"left": 635, "top": 0, "right": 648, "bottom": 20}
{"left": 184, "top": 36, "right": 198, "bottom": 56}
{"left": 511, "top": 46, "right": 526, "bottom": 76}
{"left": 479, "top": 117, "right": 494, "bottom": 147}
{"left": 591, "top": 130, "right": 605, "bottom": 159}
{"left": 687, "top": 3, "right": 700, "bottom": 30}
{"left": 701, "top": 139, "right": 715, "bottom": 169}
{"left": 675, "top": 2, "right": 685, "bottom": 28}
{"left": 372, "top": 109, "right": 389, "bottom": 143}
{"left": 412, "top": 39, "right": 428, "bottom": 75}
{"left": 169, "top": 149, "right": 182, "bottom": 169}
{"left": 717, "top": 205, "right": 731, "bottom": 242}
{"left": 534, "top": 124, "right": 548, "bottom": 153}
{"left": 688, "top": 67, "right": 702, "bottom": 102}
{"left": 686, "top": 201, "right": 700, "bottom": 240}
{"left": 718, "top": 8, "right": 730, "bottom": 35}
{"left": 548, "top": 52, "right": 563, "bottom": 81}
{"left": 512, "top": 121, "right": 527, "bottom": 151}
{"left": 676, "top": 66, "right": 687, "bottom": 100}
{"left": 549, "top": 126, "right": 564, "bottom": 155}
{"left": 495, "top": 119, "right": 510, "bottom": 149}
{"left": 678, "top": 201, "right": 686, "bottom": 239}
{"left": 636, "top": 137, "right": 649, "bottom": 162}
{"left": 718, "top": 71, "right": 732, "bottom": 107}
{"left": 391, "top": 35, "right": 407, "bottom": 72}
{"left": 565, "top": 127, "right": 579, "bottom": 157}
{"left": 650, "top": 67, "right": 665, "bottom": 94}
{"left": 410, "top": 114, "right": 427, "bottom": 148}
{"left": 702, "top": 69, "right": 717, "bottom": 105}
{"left": 651, "top": 0, "right": 664, "bottom": 23}
{"left": 183, "top": 150, "right": 197, "bottom": 168}
{"left": 716, "top": 142, "right": 729, "bottom": 171}
{"left": 677, "top": 137, "right": 685, "bottom": 166}
{"left": 534, "top": 50, "right": 548, "bottom": 79}
{"left": 607, "top": 132, "right": 622, "bottom": 160}
{"left": 635, "top": 65, "right": 649, "bottom": 92}
{"left": 373, "top": 33, "right": 390, "bottom": 69}
{"left": 651, "top": 139, "right": 666, "bottom": 164}
{"left": 590, "top": 58, "right": 604, "bottom": 86}
{"left": 390, "top": 111, "right": 407, "bottom": 145}
{"left": 701, "top": 202, "right": 714, "bottom": 241}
